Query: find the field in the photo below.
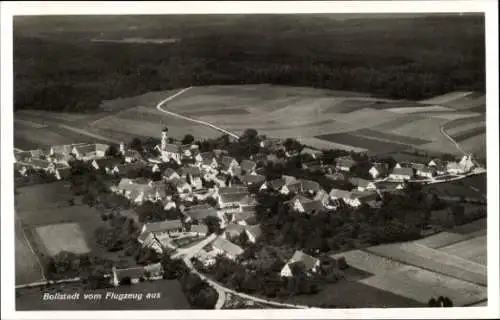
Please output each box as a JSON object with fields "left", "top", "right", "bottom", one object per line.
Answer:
{"left": 34, "top": 223, "right": 91, "bottom": 256}
{"left": 16, "top": 279, "right": 191, "bottom": 310}
{"left": 14, "top": 181, "right": 134, "bottom": 286}
{"left": 15, "top": 221, "right": 44, "bottom": 285}
{"left": 321, "top": 217, "right": 487, "bottom": 307}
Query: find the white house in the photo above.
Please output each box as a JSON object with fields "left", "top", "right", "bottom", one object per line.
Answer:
{"left": 280, "top": 250, "right": 320, "bottom": 278}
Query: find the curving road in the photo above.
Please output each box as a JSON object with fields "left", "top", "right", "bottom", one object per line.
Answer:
{"left": 155, "top": 87, "right": 240, "bottom": 140}
{"left": 171, "top": 234, "right": 311, "bottom": 309}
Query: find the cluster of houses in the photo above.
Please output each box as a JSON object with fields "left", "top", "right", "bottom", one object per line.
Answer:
{"left": 14, "top": 128, "right": 481, "bottom": 286}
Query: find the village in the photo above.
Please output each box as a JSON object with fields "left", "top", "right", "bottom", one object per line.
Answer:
{"left": 13, "top": 126, "right": 486, "bottom": 306}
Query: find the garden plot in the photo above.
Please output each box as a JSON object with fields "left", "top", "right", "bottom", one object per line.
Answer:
{"left": 34, "top": 223, "right": 91, "bottom": 256}
{"left": 360, "top": 265, "right": 487, "bottom": 306}
{"left": 439, "top": 235, "right": 487, "bottom": 265}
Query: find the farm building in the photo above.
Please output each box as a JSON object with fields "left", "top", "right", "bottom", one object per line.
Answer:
{"left": 182, "top": 204, "right": 219, "bottom": 223}
{"left": 110, "top": 266, "right": 145, "bottom": 286}
{"left": 335, "top": 156, "right": 356, "bottom": 172}
{"left": 163, "top": 168, "right": 181, "bottom": 181}
{"left": 198, "top": 152, "right": 219, "bottom": 169}
{"left": 211, "top": 236, "right": 244, "bottom": 260}
{"left": 292, "top": 197, "right": 325, "bottom": 214}
{"left": 171, "top": 178, "right": 192, "bottom": 194}
{"left": 389, "top": 167, "right": 414, "bottom": 181}
{"left": 224, "top": 223, "right": 246, "bottom": 240}
{"left": 369, "top": 163, "right": 389, "bottom": 179}
{"left": 218, "top": 192, "right": 251, "bottom": 212}
{"left": 428, "top": 158, "right": 447, "bottom": 174}
{"left": 240, "top": 159, "right": 257, "bottom": 174}
{"left": 190, "top": 224, "right": 208, "bottom": 237}
{"left": 245, "top": 224, "right": 262, "bottom": 244}
{"left": 240, "top": 173, "right": 266, "bottom": 186}
{"left": 232, "top": 208, "right": 258, "bottom": 226}
{"left": 280, "top": 250, "right": 320, "bottom": 278}
{"left": 141, "top": 219, "right": 184, "bottom": 239}
{"left": 349, "top": 177, "right": 377, "bottom": 192}
{"left": 72, "top": 143, "right": 109, "bottom": 161}
{"left": 220, "top": 156, "right": 240, "bottom": 175}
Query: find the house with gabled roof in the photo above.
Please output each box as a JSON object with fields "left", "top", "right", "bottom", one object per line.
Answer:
{"left": 29, "top": 149, "right": 46, "bottom": 159}
{"left": 280, "top": 250, "right": 320, "bottom": 278}
{"left": 245, "top": 224, "right": 262, "bottom": 243}
{"left": 369, "top": 163, "right": 389, "bottom": 179}
{"left": 373, "top": 181, "right": 405, "bottom": 193}
{"left": 349, "top": 177, "right": 377, "bottom": 192}
{"left": 291, "top": 195, "right": 324, "bottom": 214}
{"left": 260, "top": 175, "right": 297, "bottom": 192}
{"left": 92, "top": 157, "right": 122, "bottom": 173}
{"left": 183, "top": 204, "right": 219, "bottom": 223}
{"left": 389, "top": 167, "right": 414, "bottom": 181}
{"left": 211, "top": 236, "right": 244, "bottom": 260}
{"left": 72, "top": 143, "right": 109, "bottom": 161}
{"left": 335, "top": 156, "right": 356, "bottom": 172}
{"left": 141, "top": 219, "right": 184, "bottom": 239}
{"left": 232, "top": 207, "right": 258, "bottom": 226}
{"left": 428, "top": 159, "right": 447, "bottom": 175}
{"left": 240, "top": 159, "right": 257, "bottom": 175}
{"left": 198, "top": 152, "right": 219, "bottom": 169}
{"left": 163, "top": 167, "right": 181, "bottom": 181}
{"left": 240, "top": 173, "right": 266, "bottom": 187}
{"left": 219, "top": 156, "right": 239, "bottom": 175}
{"left": 180, "top": 166, "right": 203, "bottom": 189}
{"left": 111, "top": 162, "right": 147, "bottom": 177}
{"left": 349, "top": 190, "right": 380, "bottom": 208}
{"left": 171, "top": 178, "right": 192, "bottom": 194}
{"left": 224, "top": 223, "right": 246, "bottom": 240}
{"left": 190, "top": 224, "right": 208, "bottom": 237}
{"left": 218, "top": 192, "right": 251, "bottom": 211}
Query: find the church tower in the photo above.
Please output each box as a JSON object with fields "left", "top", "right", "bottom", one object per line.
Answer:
{"left": 161, "top": 128, "right": 168, "bottom": 151}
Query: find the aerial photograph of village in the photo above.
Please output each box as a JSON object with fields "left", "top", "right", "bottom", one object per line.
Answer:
{"left": 13, "top": 13, "right": 487, "bottom": 310}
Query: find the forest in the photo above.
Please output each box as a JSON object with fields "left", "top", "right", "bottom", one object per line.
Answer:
{"left": 14, "top": 14, "right": 485, "bottom": 113}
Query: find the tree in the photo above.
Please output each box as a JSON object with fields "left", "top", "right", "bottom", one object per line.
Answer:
{"left": 284, "top": 138, "right": 303, "bottom": 154}
{"left": 203, "top": 216, "right": 222, "bottom": 235}
{"left": 451, "top": 204, "right": 465, "bottom": 225}
{"left": 105, "top": 145, "right": 120, "bottom": 157}
{"left": 182, "top": 134, "right": 195, "bottom": 145}
{"left": 129, "top": 138, "right": 143, "bottom": 152}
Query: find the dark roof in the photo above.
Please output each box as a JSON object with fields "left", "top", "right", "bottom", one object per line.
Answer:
{"left": 115, "top": 266, "right": 145, "bottom": 279}
{"left": 288, "top": 250, "right": 319, "bottom": 271}
{"left": 390, "top": 167, "right": 414, "bottom": 176}
{"left": 94, "top": 157, "right": 122, "bottom": 168}
{"left": 268, "top": 178, "right": 287, "bottom": 190}
{"left": 212, "top": 237, "right": 244, "bottom": 256}
{"left": 240, "top": 174, "right": 266, "bottom": 185}
{"left": 220, "top": 192, "right": 250, "bottom": 204}
{"left": 225, "top": 223, "right": 246, "bottom": 236}
{"left": 300, "top": 200, "right": 324, "bottom": 213}
{"left": 233, "top": 209, "right": 257, "bottom": 223}
{"left": 349, "top": 177, "right": 372, "bottom": 188}
{"left": 218, "top": 186, "right": 249, "bottom": 195}
{"left": 162, "top": 143, "right": 181, "bottom": 153}
{"left": 220, "top": 156, "right": 238, "bottom": 169}
{"left": 329, "top": 188, "right": 352, "bottom": 199}
{"left": 180, "top": 166, "right": 202, "bottom": 177}
{"left": 245, "top": 224, "right": 262, "bottom": 239}
{"left": 240, "top": 159, "right": 256, "bottom": 172}
{"left": 183, "top": 205, "right": 219, "bottom": 221}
